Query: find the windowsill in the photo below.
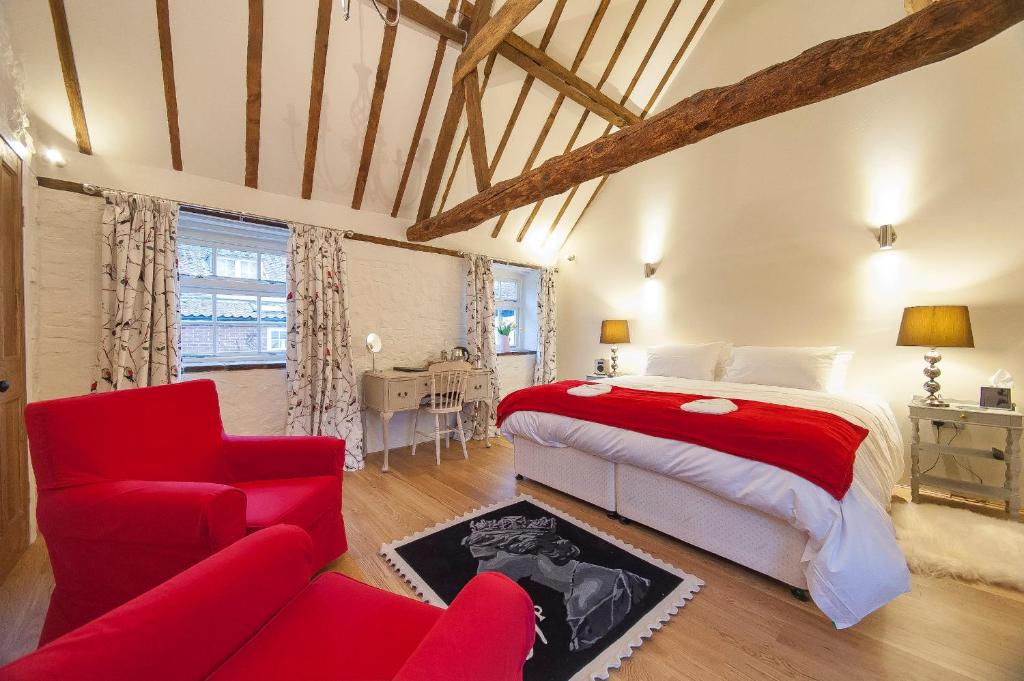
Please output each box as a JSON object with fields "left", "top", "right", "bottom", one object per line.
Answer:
{"left": 497, "top": 350, "right": 537, "bottom": 357}
{"left": 183, "top": 361, "right": 286, "bottom": 373}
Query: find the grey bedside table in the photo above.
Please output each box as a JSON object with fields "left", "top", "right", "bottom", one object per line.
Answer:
{"left": 908, "top": 400, "right": 1023, "bottom": 519}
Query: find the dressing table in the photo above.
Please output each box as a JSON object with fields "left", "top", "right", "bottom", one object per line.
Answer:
{"left": 362, "top": 368, "right": 495, "bottom": 471}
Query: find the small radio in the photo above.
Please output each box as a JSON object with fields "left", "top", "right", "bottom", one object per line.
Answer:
{"left": 594, "top": 358, "right": 608, "bottom": 375}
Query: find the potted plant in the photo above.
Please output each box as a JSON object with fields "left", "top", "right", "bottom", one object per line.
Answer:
{"left": 497, "top": 320, "right": 516, "bottom": 353}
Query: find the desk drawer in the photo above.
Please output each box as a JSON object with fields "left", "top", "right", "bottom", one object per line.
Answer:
{"left": 465, "top": 375, "right": 491, "bottom": 401}
{"left": 387, "top": 380, "right": 423, "bottom": 411}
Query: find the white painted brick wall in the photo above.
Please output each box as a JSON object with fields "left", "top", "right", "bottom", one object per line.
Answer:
{"left": 29, "top": 188, "right": 537, "bottom": 461}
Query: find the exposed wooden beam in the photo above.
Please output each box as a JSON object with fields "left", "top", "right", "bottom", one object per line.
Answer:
{"left": 490, "top": 0, "right": 609, "bottom": 238}
{"left": 301, "top": 0, "right": 333, "bottom": 199}
{"left": 453, "top": 0, "right": 540, "bottom": 84}
{"left": 409, "top": 0, "right": 1024, "bottom": 242}
{"left": 487, "top": 0, "right": 567, "bottom": 180}
{"left": 514, "top": 0, "right": 648, "bottom": 243}
{"left": 47, "top": 0, "right": 91, "bottom": 155}
{"left": 155, "top": 0, "right": 182, "bottom": 170}
{"left": 391, "top": 0, "right": 460, "bottom": 217}
{"left": 495, "top": 43, "right": 635, "bottom": 128}
{"left": 244, "top": 0, "right": 263, "bottom": 188}
{"left": 353, "top": 6, "right": 399, "bottom": 209}
{"left": 372, "top": 0, "right": 465, "bottom": 44}
{"left": 556, "top": 0, "right": 715, "bottom": 244}
{"left": 438, "top": 54, "right": 496, "bottom": 214}
{"left": 415, "top": 0, "right": 490, "bottom": 220}
{"left": 463, "top": 69, "right": 490, "bottom": 191}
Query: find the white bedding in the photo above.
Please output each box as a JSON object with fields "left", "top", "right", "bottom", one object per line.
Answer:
{"left": 499, "top": 375, "right": 911, "bottom": 628}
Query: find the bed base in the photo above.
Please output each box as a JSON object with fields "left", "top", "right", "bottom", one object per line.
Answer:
{"left": 513, "top": 437, "right": 809, "bottom": 590}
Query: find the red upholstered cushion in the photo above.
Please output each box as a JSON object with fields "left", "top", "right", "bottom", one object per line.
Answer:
{"left": 24, "top": 380, "right": 227, "bottom": 489}
{"left": 236, "top": 476, "right": 341, "bottom": 532}
{"left": 207, "top": 572, "right": 443, "bottom": 681}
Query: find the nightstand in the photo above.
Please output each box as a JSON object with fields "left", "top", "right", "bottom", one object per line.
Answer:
{"left": 908, "top": 400, "right": 1023, "bottom": 519}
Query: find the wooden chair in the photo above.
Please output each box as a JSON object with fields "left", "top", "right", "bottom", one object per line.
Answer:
{"left": 412, "top": 361, "right": 471, "bottom": 465}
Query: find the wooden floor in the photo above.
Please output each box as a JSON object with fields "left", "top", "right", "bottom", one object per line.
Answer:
{"left": 3, "top": 438, "right": 1023, "bottom": 679}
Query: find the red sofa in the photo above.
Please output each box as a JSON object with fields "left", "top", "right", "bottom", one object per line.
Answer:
{"left": 0, "top": 525, "right": 536, "bottom": 681}
{"left": 24, "top": 379, "right": 347, "bottom": 644}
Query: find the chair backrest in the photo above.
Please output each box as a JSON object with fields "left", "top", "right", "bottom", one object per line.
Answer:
{"left": 24, "top": 380, "right": 227, "bottom": 490}
{"left": 427, "top": 361, "right": 471, "bottom": 412}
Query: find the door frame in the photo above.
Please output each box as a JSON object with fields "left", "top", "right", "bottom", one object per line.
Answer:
{"left": 0, "top": 133, "right": 29, "bottom": 582}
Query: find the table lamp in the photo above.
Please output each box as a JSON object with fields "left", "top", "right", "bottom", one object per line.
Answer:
{"left": 896, "top": 305, "right": 974, "bottom": 407}
{"left": 600, "top": 320, "right": 630, "bottom": 377}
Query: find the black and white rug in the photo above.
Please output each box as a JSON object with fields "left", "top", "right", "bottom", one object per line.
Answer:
{"left": 381, "top": 496, "right": 703, "bottom": 681}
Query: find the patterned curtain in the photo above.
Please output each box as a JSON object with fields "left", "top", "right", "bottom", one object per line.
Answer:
{"left": 534, "top": 267, "right": 557, "bottom": 384}
{"left": 285, "top": 223, "right": 363, "bottom": 470}
{"left": 465, "top": 254, "right": 499, "bottom": 439}
{"left": 94, "top": 191, "right": 180, "bottom": 392}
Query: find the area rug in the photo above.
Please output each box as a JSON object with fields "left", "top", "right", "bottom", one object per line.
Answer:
{"left": 892, "top": 501, "right": 1024, "bottom": 591}
{"left": 381, "top": 495, "right": 703, "bottom": 681}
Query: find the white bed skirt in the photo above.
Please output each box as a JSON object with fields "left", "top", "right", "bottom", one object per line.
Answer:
{"left": 513, "top": 436, "right": 809, "bottom": 589}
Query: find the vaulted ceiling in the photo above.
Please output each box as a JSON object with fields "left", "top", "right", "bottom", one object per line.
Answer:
{"left": 6, "top": 0, "right": 717, "bottom": 251}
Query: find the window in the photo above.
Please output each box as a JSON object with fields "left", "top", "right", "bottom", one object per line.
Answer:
{"left": 494, "top": 273, "right": 523, "bottom": 350}
{"left": 178, "top": 209, "right": 289, "bottom": 366}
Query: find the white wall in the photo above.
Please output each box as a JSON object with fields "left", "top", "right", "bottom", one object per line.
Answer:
{"left": 29, "top": 185, "right": 536, "bottom": 462}
{"left": 558, "top": 0, "right": 1024, "bottom": 487}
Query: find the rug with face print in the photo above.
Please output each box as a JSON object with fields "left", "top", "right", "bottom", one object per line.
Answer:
{"left": 381, "top": 495, "right": 703, "bottom": 681}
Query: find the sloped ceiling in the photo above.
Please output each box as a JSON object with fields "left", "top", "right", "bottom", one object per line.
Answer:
{"left": 6, "top": 0, "right": 715, "bottom": 253}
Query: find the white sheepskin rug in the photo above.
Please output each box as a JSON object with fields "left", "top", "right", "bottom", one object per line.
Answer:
{"left": 892, "top": 502, "right": 1024, "bottom": 591}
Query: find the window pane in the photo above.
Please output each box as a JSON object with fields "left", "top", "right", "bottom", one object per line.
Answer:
{"left": 180, "top": 292, "right": 213, "bottom": 321}
{"left": 215, "top": 294, "right": 258, "bottom": 322}
{"left": 261, "top": 253, "right": 287, "bottom": 283}
{"left": 263, "top": 325, "right": 288, "bottom": 352}
{"left": 260, "top": 296, "right": 287, "bottom": 323}
{"left": 181, "top": 323, "right": 214, "bottom": 356}
{"left": 495, "top": 308, "right": 518, "bottom": 347}
{"left": 179, "top": 243, "right": 213, "bottom": 278}
{"left": 216, "top": 324, "right": 259, "bottom": 353}
{"left": 494, "top": 279, "right": 519, "bottom": 302}
{"left": 216, "top": 249, "right": 259, "bottom": 279}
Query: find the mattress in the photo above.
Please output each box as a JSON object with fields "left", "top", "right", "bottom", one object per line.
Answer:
{"left": 500, "top": 375, "right": 911, "bottom": 628}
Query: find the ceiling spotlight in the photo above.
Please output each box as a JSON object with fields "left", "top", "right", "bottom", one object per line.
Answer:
{"left": 43, "top": 148, "right": 67, "bottom": 167}
{"left": 877, "top": 224, "right": 897, "bottom": 250}
{"left": 644, "top": 262, "right": 660, "bottom": 278}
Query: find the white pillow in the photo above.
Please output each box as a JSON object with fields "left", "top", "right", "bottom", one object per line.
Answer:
{"left": 645, "top": 342, "right": 731, "bottom": 381}
{"left": 722, "top": 346, "right": 841, "bottom": 391}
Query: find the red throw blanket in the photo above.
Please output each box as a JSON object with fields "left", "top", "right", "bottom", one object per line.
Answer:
{"left": 497, "top": 381, "right": 869, "bottom": 500}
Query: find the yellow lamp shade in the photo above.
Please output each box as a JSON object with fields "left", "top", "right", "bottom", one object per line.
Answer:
{"left": 896, "top": 306, "right": 974, "bottom": 348}
{"left": 600, "top": 319, "right": 630, "bottom": 345}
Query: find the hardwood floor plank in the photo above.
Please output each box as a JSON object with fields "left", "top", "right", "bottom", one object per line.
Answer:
{"left": 5, "top": 439, "right": 1023, "bottom": 679}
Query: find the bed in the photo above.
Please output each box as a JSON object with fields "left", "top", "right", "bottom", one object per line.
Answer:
{"left": 500, "top": 375, "right": 911, "bottom": 628}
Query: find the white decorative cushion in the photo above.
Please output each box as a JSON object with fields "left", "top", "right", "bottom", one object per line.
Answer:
{"left": 645, "top": 342, "right": 731, "bottom": 381}
{"left": 722, "top": 346, "right": 842, "bottom": 392}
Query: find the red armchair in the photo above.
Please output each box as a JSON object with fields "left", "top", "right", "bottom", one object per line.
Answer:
{"left": 24, "top": 379, "right": 346, "bottom": 644}
{"left": 0, "top": 526, "right": 536, "bottom": 681}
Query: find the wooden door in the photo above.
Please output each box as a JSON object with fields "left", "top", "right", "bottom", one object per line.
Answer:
{"left": 0, "top": 136, "right": 28, "bottom": 581}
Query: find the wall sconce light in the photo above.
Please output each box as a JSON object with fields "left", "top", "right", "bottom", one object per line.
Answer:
{"left": 43, "top": 148, "right": 67, "bottom": 167}
{"left": 644, "top": 262, "right": 660, "bottom": 278}
{"left": 877, "top": 224, "right": 897, "bottom": 250}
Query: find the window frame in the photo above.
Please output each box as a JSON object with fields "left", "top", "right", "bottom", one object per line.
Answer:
{"left": 177, "top": 211, "right": 289, "bottom": 368}
{"left": 493, "top": 272, "right": 525, "bottom": 351}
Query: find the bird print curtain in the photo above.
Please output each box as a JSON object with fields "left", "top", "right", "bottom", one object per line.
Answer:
{"left": 94, "top": 191, "right": 180, "bottom": 392}
{"left": 285, "top": 223, "right": 364, "bottom": 470}
{"left": 534, "top": 267, "right": 557, "bottom": 384}
{"left": 465, "top": 254, "right": 500, "bottom": 439}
